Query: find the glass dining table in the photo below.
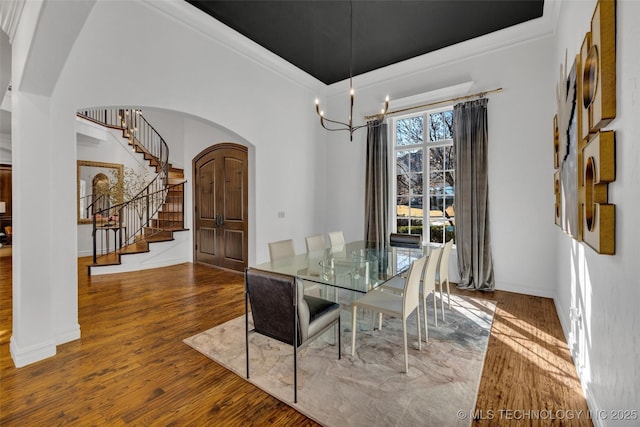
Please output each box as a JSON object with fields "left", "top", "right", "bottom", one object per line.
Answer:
{"left": 253, "top": 240, "right": 428, "bottom": 295}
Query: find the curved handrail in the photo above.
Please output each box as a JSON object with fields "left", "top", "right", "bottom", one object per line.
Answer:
{"left": 78, "top": 108, "right": 178, "bottom": 262}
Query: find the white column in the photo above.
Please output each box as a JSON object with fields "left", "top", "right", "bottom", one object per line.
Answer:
{"left": 50, "top": 98, "right": 80, "bottom": 345}
{"left": 10, "top": 89, "right": 56, "bottom": 367}
{"left": 8, "top": 0, "right": 81, "bottom": 367}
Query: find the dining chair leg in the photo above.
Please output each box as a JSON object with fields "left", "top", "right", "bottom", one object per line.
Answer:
{"left": 402, "top": 318, "right": 409, "bottom": 373}
{"left": 422, "top": 297, "right": 429, "bottom": 343}
{"left": 440, "top": 287, "right": 446, "bottom": 322}
{"left": 446, "top": 279, "right": 451, "bottom": 309}
{"left": 433, "top": 290, "right": 439, "bottom": 327}
{"left": 416, "top": 307, "right": 421, "bottom": 351}
{"left": 351, "top": 305, "right": 357, "bottom": 356}
{"left": 337, "top": 317, "right": 342, "bottom": 359}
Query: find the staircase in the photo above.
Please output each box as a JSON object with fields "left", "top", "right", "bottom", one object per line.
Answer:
{"left": 78, "top": 108, "right": 187, "bottom": 274}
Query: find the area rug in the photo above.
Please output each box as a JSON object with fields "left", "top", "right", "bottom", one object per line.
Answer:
{"left": 184, "top": 293, "right": 496, "bottom": 427}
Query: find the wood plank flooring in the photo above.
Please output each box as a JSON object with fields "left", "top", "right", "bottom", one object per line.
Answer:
{"left": 1, "top": 255, "right": 591, "bottom": 426}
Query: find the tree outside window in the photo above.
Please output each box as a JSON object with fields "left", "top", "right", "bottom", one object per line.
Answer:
{"left": 392, "top": 109, "right": 455, "bottom": 245}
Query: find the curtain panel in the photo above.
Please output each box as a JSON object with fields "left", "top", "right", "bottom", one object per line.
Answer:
{"left": 364, "top": 120, "right": 388, "bottom": 247}
{"left": 453, "top": 98, "right": 495, "bottom": 291}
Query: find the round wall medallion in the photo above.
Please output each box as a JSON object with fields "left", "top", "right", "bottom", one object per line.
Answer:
{"left": 584, "top": 156, "right": 596, "bottom": 232}
{"left": 554, "top": 177, "right": 561, "bottom": 218}
{"left": 583, "top": 45, "right": 599, "bottom": 109}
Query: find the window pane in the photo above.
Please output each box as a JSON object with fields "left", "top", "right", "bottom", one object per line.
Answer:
{"left": 397, "top": 149, "right": 422, "bottom": 172}
{"left": 393, "top": 108, "right": 454, "bottom": 245}
{"left": 396, "top": 150, "right": 411, "bottom": 174}
{"left": 444, "top": 144, "right": 455, "bottom": 169}
{"left": 429, "top": 111, "right": 454, "bottom": 142}
{"left": 410, "top": 219, "right": 423, "bottom": 236}
{"left": 396, "top": 116, "right": 423, "bottom": 146}
{"left": 444, "top": 172, "right": 455, "bottom": 213}
{"left": 409, "top": 149, "right": 423, "bottom": 172}
{"left": 429, "top": 146, "right": 445, "bottom": 171}
{"left": 429, "top": 221, "right": 444, "bottom": 244}
{"left": 410, "top": 172, "right": 423, "bottom": 197}
{"left": 429, "top": 170, "right": 444, "bottom": 186}
{"left": 443, "top": 110, "right": 453, "bottom": 139}
{"left": 396, "top": 174, "right": 409, "bottom": 197}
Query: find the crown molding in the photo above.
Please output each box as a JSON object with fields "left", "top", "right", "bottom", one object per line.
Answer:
{"left": 328, "top": 0, "right": 559, "bottom": 97}
{"left": 143, "top": 0, "right": 324, "bottom": 93}
{"left": 145, "top": 0, "right": 560, "bottom": 99}
{"left": 0, "top": 0, "right": 26, "bottom": 43}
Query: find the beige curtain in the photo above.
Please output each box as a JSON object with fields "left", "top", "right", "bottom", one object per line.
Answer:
{"left": 364, "top": 119, "right": 388, "bottom": 247}
{"left": 453, "top": 98, "right": 495, "bottom": 291}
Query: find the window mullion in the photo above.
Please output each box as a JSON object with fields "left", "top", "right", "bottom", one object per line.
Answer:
{"left": 422, "top": 112, "right": 429, "bottom": 241}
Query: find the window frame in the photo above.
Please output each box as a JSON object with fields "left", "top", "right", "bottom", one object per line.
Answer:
{"left": 389, "top": 105, "right": 455, "bottom": 245}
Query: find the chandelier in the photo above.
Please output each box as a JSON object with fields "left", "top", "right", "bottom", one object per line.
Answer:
{"left": 314, "top": 0, "right": 389, "bottom": 141}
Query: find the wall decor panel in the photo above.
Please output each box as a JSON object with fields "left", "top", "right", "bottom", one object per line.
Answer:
{"left": 582, "top": 130, "right": 615, "bottom": 254}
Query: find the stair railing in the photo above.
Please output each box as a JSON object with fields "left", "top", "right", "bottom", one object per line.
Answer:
{"left": 78, "top": 108, "right": 178, "bottom": 263}
{"left": 89, "top": 181, "right": 185, "bottom": 263}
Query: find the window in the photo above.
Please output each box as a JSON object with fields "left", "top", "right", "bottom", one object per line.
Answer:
{"left": 391, "top": 108, "right": 455, "bottom": 245}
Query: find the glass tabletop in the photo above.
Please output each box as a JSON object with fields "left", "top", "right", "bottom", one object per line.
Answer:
{"left": 253, "top": 240, "right": 428, "bottom": 294}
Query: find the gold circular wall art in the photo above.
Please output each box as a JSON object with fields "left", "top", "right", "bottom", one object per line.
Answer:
{"left": 583, "top": 45, "right": 599, "bottom": 109}
{"left": 554, "top": 177, "right": 561, "bottom": 219}
{"left": 584, "top": 156, "right": 596, "bottom": 232}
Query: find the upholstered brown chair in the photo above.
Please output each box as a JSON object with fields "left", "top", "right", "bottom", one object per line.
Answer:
{"left": 245, "top": 268, "right": 341, "bottom": 403}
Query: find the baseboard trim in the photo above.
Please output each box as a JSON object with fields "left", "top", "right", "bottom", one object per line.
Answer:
{"left": 10, "top": 336, "right": 56, "bottom": 368}
{"left": 89, "top": 257, "right": 190, "bottom": 276}
{"left": 55, "top": 324, "right": 81, "bottom": 345}
{"left": 494, "top": 281, "right": 555, "bottom": 299}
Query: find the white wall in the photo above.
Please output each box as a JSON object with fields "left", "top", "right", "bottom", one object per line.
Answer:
{"left": 10, "top": 0, "right": 326, "bottom": 366}
{"left": 553, "top": 1, "right": 640, "bottom": 424}
{"left": 75, "top": 118, "right": 163, "bottom": 256}
{"left": 324, "top": 29, "right": 558, "bottom": 297}
{"left": 57, "top": 0, "right": 327, "bottom": 264}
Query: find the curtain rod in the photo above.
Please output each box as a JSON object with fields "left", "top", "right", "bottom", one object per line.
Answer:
{"left": 364, "top": 87, "right": 503, "bottom": 120}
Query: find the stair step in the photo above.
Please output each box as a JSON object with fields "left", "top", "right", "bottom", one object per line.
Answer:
{"left": 161, "top": 202, "right": 183, "bottom": 210}
{"left": 151, "top": 222, "right": 187, "bottom": 231}
{"left": 81, "top": 108, "right": 189, "bottom": 273}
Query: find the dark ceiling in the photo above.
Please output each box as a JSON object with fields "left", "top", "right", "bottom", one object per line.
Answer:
{"left": 186, "top": 0, "right": 544, "bottom": 85}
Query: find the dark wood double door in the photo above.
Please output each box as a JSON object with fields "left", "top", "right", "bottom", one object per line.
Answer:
{"left": 193, "top": 143, "right": 248, "bottom": 272}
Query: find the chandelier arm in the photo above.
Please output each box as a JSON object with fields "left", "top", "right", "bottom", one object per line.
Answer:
{"left": 351, "top": 123, "right": 372, "bottom": 133}
{"left": 318, "top": 116, "right": 352, "bottom": 128}
{"left": 312, "top": 0, "right": 390, "bottom": 141}
{"left": 320, "top": 126, "right": 355, "bottom": 132}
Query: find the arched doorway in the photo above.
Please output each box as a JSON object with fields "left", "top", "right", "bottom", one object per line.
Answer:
{"left": 193, "top": 143, "right": 248, "bottom": 272}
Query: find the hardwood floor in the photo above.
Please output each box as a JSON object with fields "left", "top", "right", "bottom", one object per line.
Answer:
{"left": 1, "top": 255, "right": 591, "bottom": 426}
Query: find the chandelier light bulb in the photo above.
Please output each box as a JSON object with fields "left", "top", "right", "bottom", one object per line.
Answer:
{"left": 312, "top": 0, "right": 388, "bottom": 141}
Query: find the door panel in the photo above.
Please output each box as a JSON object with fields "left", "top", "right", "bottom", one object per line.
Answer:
{"left": 194, "top": 144, "right": 248, "bottom": 271}
{"left": 224, "top": 157, "right": 244, "bottom": 221}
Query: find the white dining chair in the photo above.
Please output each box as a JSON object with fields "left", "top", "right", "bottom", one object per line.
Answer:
{"left": 379, "top": 247, "right": 443, "bottom": 329}
{"left": 268, "top": 239, "right": 295, "bottom": 262}
{"left": 350, "top": 254, "right": 427, "bottom": 373}
{"left": 303, "top": 234, "right": 326, "bottom": 297}
{"left": 305, "top": 234, "right": 325, "bottom": 252}
{"left": 436, "top": 239, "right": 453, "bottom": 320}
{"left": 420, "top": 247, "right": 441, "bottom": 341}
{"left": 328, "top": 231, "right": 345, "bottom": 247}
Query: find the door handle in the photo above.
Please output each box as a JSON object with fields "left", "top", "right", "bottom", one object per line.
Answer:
{"left": 215, "top": 214, "right": 224, "bottom": 227}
